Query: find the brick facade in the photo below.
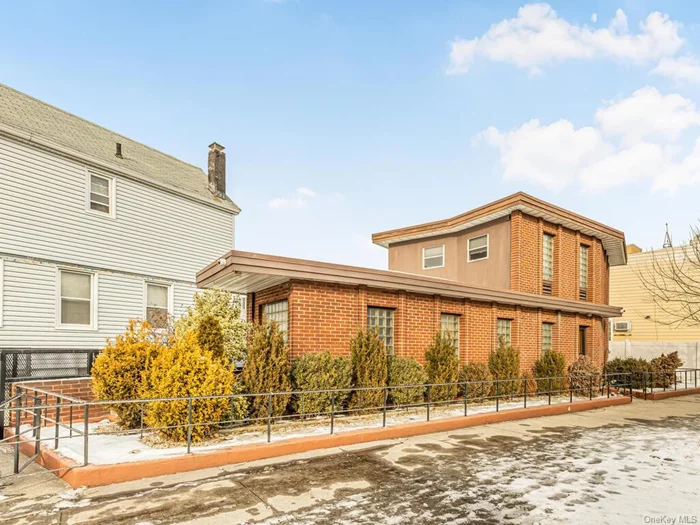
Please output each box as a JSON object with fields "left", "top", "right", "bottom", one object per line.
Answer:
{"left": 9, "top": 378, "right": 111, "bottom": 427}
{"left": 247, "top": 279, "right": 607, "bottom": 372}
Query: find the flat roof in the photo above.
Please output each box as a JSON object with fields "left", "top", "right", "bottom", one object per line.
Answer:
{"left": 371, "top": 192, "right": 627, "bottom": 266}
{"left": 198, "top": 250, "right": 623, "bottom": 318}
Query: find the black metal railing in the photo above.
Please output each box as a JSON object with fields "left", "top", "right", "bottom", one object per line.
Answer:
{"left": 641, "top": 368, "right": 700, "bottom": 399}
{"left": 0, "top": 372, "right": 632, "bottom": 478}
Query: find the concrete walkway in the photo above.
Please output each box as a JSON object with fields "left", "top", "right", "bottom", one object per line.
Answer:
{"left": 2, "top": 395, "right": 699, "bottom": 524}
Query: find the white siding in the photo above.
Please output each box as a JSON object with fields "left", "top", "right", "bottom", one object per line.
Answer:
{"left": 0, "top": 257, "right": 197, "bottom": 349}
{"left": 0, "top": 135, "right": 234, "bottom": 282}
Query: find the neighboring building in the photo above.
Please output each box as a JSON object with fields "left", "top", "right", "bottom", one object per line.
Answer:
{"left": 609, "top": 245, "right": 700, "bottom": 368}
{"left": 0, "top": 84, "right": 240, "bottom": 350}
{"left": 198, "top": 193, "right": 626, "bottom": 371}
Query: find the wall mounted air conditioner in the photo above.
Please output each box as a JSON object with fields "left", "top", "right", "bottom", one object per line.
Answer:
{"left": 613, "top": 320, "right": 632, "bottom": 332}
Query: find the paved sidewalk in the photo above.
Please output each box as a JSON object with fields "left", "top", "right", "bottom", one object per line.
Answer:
{"left": 2, "top": 395, "right": 699, "bottom": 524}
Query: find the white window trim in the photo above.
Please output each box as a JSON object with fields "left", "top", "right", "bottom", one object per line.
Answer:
{"left": 0, "top": 258, "right": 4, "bottom": 329}
{"left": 143, "top": 280, "right": 175, "bottom": 322}
{"left": 467, "top": 233, "right": 489, "bottom": 263}
{"left": 56, "top": 268, "right": 99, "bottom": 331}
{"left": 422, "top": 244, "right": 445, "bottom": 270}
{"left": 85, "top": 170, "right": 117, "bottom": 219}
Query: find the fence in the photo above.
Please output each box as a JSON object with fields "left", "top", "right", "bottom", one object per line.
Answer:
{"left": 0, "top": 372, "right": 633, "bottom": 477}
{"left": 0, "top": 349, "right": 100, "bottom": 437}
{"left": 640, "top": 368, "right": 700, "bottom": 399}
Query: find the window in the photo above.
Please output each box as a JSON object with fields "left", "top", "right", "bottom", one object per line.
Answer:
{"left": 542, "top": 234, "right": 554, "bottom": 294}
{"left": 579, "top": 245, "right": 589, "bottom": 300}
{"left": 468, "top": 235, "right": 488, "bottom": 262}
{"left": 0, "top": 258, "right": 4, "bottom": 328}
{"left": 263, "top": 300, "right": 288, "bottom": 342}
{"left": 88, "top": 174, "right": 114, "bottom": 215}
{"left": 423, "top": 245, "right": 445, "bottom": 269}
{"left": 238, "top": 294, "right": 248, "bottom": 321}
{"left": 496, "top": 318, "right": 512, "bottom": 346}
{"left": 440, "top": 313, "right": 460, "bottom": 353}
{"left": 146, "top": 283, "right": 170, "bottom": 329}
{"left": 368, "top": 307, "right": 394, "bottom": 354}
{"left": 59, "top": 270, "right": 93, "bottom": 327}
{"left": 542, "top": 323, "right": 553, "bottom": 354}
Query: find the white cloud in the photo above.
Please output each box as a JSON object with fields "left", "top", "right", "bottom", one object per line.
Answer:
{"left": 448, "top": 4, "right": 683, "bottom": 75}
{"left": 479, "top": 87, "right": 700, "bottom": 193}
{"left": 595, "top": 87, "right": 700, "bottom": 145}
{"left": 481, "top": 120, "right": 606, "bottom": 191}
{"left": 652, "top": 56, "right": 700, "bottom": 84}
{"left": 268, "top": 187, "right": 318, "bottom": 209}
{"left": 591, "top": 13, "right": 598, "bottom": 24}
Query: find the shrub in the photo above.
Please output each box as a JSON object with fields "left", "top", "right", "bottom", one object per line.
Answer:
{"left": 488, "top": 338, "right": 521, "bottom": 397}
{"left": 459, "top": 362, "right": 493, "bottom": 403}
{"left": 349, "top": 329, "right": 388, "bottom": 410}
{"left": 520, "top": 371, "right": 538, "bottom": 396}
{"left": 175, "top": 289, "right": 248, "bottom": 362}
{"left": 195, "top": 314, "right": 226, "bottom": 360}
{"left": 568, "top": 356, "right": 601, "bottom": 396}
{"left": 291, "top": 352, "right": 352, "bottom": 416}
{"left": 145, "top": 331, "right": 243, "bottom": 443}
{"left": 242, "top": 322, "right": 291, "bottom": 420}
{"left": 604, "top": 357, "right": 651, "bottom": 389}
{"left": 650, "top": 351, "right": 684, "bottom": 388}
{"left": 92, "top": 320, "right": 163, "bottom": 429}
{"left": 425, "top": 333, "right": 460, "bottom": 402}
{"left": 533, "top": 350, "right": 567, "bottom": 394}
{"left": 387, "top": 356, "right": 427, "bottom": 407}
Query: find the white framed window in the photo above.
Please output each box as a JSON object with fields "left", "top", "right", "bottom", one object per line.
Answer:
{"left": 440, "top": 313, "right": 460, "bottom": 354}
{"left": 422, "top": 245, "right": 445, "bottom": 269}
{"left": 468, "top": 234, "right": 489, "bottom": 262}
{"left": 496, "top": 318, "right": 511, "bottom": 346}
{"left": 263, "top": 300, "right": 288, "bottom": 342}
{"left": 368, "top": 307, "right": 394, "bottom": 354}
{"left": 86, "top": 172, "right": 115, "bottom": 217}
{"left": 145, "top": 282, "right": 172, "bottom": 330}
{"left": 542, "top": 322, "right": 553, "bottom": 354}
{"left": 57, "top": 269, "right": 96, "bottom": 329}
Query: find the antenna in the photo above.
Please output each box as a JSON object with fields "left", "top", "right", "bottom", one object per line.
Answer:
{"left": 663, "top": 223, "right": 672, "bottom": 249}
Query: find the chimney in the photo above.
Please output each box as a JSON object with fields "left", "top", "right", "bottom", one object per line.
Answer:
{"left": 208, "top": 142, "right": 226, "bottom": 197}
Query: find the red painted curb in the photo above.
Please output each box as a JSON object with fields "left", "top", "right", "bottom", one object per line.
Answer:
{"left": 6, "top": 396, "right": 631, "bottom": 488}
{"left": 634, "top": 387, "right": 700, "bottom": 400}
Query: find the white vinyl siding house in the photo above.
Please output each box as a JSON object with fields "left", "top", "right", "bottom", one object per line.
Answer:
{"left": 0, "top": 84, "right": 239, "bottom": 350}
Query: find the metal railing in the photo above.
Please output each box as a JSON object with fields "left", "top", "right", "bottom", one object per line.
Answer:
{"left": 0, "top": 372, "right": 632, "bottom": 478}
{"left": 641, "top": 368, "right": 700, "bottom": 399}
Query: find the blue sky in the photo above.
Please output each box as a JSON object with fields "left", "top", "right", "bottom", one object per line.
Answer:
{"left": 2, "top": 1, "right": 699, "bottom": 268}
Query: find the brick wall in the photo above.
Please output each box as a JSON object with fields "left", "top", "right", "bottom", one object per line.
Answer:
{"left": 9, "top": 378, "right": 110, "bottom": 427}
{"left": 510, "top": 212, "right": 610, "bottom": 305}
{"left": 248, "top": 279, "right": 608, "bottom": 371}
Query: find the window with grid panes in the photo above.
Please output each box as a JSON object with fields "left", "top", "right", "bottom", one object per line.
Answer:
{"left": 542, "top": 323, "right": 553, "bottom": 354}
{"left": 496, "top": 318, "right": 512, "bottom": 346}
{"left": 263, "top": 300, "right": 288, "bottom": 342}
{"left": 579, "top": 245, "right": 589, "bottom": 300}
{"left": 368, "top": 307, "right": 394, "bottom": 354}
{"left": 440, "top": 313, "right": 460, "bottom": 354}
{"left": 542, "top": 233, "right": 554, "bottom": 294}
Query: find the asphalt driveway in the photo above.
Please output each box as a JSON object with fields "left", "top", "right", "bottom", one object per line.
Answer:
{"left": 2, "top": 395, "right": 699, "bottom": 524}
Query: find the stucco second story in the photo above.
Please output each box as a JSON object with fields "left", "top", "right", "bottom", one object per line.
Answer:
{"left": 0, "top": 84, "right": 239, "bottom": 283}
{"left": 372, "top": 193, "right": 627, "bottom": 306}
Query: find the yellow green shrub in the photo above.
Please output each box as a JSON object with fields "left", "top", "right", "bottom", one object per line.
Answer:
{"left": 195, "top": 314, "right": 226, "bottom": 360}
{"left": 349, "top": 329, "right": 388, "bottom": 410}
{"left": 488, "top": 338, "right": 521, "bottom": 397}
{"left": 290, "top": 352, "right": 352, "bottom": 415}
{"left": 387, "top": 356, "right": 426, "bottom": 406}
{"left": 144, "top": 331, "right": 243, "bottom": 443}
{"left": 425, "top": 332, "right": 459, "bottom": 402}
{"left": 459, "top": 362, "right": 493, "bottom": 403}
{"left": 92, "top": 320, "right": 163, "bottom": 429}
{"left": 241, "top": 322, "right": 291, "bottom": 420}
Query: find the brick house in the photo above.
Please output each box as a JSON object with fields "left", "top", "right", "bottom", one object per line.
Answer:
{"left": 198, "top": 193, "right": 626, "bottom": 371}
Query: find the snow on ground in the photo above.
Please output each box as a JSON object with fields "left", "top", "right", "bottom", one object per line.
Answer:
{"left": 39, "top": 395, "right": 596, "bottom": 465}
